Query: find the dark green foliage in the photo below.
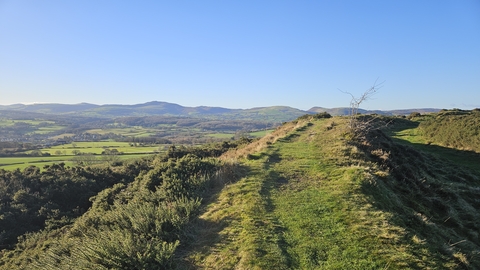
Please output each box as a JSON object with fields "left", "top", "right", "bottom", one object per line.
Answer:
{"left": 419, "top": 109, "right": 480, "bottom": 151}
{"left": 0, "top": 163, "right": 141, "bottom": 249}
{"left": 30, "top": 154, "right": 219, "bottom": 269}
{"left": 296, "top": 112, "right": 331, "bottom": 121}
{"left": 0, "top": 140, "right": 237, "bottom": 269}
{"left": 164, "top": 139, "right": 249, "bottom": 160}
{"left": 407, "top": 111, "right": 421, "bottom": 119}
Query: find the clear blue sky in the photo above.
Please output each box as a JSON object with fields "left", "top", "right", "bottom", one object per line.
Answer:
{"left": 1, "top": 1, "right": 479, "bottom": 110}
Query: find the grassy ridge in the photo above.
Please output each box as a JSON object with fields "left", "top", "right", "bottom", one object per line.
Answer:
{"left": 183, "top": 116, "right": 480, "bottom": 268}
{"left": 418, "top": 109, "right": 480, "bottom": 152}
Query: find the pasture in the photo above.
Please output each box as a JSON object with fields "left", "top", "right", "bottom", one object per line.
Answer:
{"left": 0, "top": 153, "right": 156, "bottom": 171}
{"left": 0, "top": 141, "right": 164, "bottom": 170}
{"left": 43, "top": 141, "right": 163, "bottom": 155}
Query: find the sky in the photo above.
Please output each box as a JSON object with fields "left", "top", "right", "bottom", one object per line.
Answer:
{"left": 0, "top": 1, "right": 479, "bottom": 110}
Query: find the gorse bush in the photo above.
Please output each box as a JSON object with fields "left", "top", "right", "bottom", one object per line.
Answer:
{"left": 296, "top": 112, "right": 332, "bottom": 121}
{"left": 34, "top": 155, "right": 218, "bottom": 269}
{"left": 0, "top": 140, "right": 240, "bottom": 269}
{"left": 40, "top": 195, "right": 202, "bottom": 269}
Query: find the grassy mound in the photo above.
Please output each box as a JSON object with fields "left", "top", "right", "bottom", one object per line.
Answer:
{"left": 418, "top": 109, "right": 480, "bottom": 152}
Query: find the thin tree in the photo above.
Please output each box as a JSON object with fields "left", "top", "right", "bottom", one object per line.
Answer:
{"left": 339, "top": 79, "right": 384, "bottom": 139}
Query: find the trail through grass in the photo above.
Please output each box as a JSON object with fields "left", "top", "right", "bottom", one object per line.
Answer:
{"left": 181, "top": 118, "right": 461, "bottom": 269}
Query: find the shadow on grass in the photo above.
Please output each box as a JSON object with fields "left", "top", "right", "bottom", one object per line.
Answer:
{"left": 386, "top": 121, "right": 480, "bottom": 174}
{"left": 359, "top": 128, "right": 480, "bottom": 268}
{"left": 177, "top": 149, "right": 294, "bottom": 269}
{"left": 256, "top": 150, "right": 294, "bottom": 268}
{"left": 393, "top": 138, "right": 480, "bottom": 174}
{"left": 174, "top": 162, "right": 251, "bottom": 269}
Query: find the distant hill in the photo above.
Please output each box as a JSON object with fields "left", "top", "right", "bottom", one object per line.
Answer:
{"left": 0, "top": 102, "right": 312, "bottom": 123}
{"left": 0, "top": 103, "right": 99, "bottom": 114}
{"left": 0, "top": 101, "right": 441, "bottom": 122}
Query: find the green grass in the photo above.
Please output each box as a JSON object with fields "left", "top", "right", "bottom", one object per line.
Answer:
{"left": 0, "top": 153, "right": 154, "bottom": 171}
{"left": 388, "top": 120, "right": 480, "bottom": 173}
{"left": 0, "top": 119, "right": 66, "bottom": 135}
{"left": 0, "top": 156, "right": 73, "bottom": 170}
{"left": 0, "top": 140, "right": 164, "bottom": 170}
{"left": 86, "top": 127, "right": 158, "bottom": 137}
{"left": 249, "top": 129, "right": 274, "bottom": 137}
{"left": 183, "top": 119, "right": 393, "bottom": 268}
{"left": 206, "top": 129, "right": 273, "bottom": 139}
{"left": 43, "top": 141, "right": 162, "bottom": 155}
{"left": 181, "top": 117, "right": 479, "bottom": 269}
{"left": 26, "top": 125, "right": 65, "bottom": 135}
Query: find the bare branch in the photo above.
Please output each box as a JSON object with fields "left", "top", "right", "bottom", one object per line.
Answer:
{"left": 340, "top": 79, "right": 385, "bottom": 140}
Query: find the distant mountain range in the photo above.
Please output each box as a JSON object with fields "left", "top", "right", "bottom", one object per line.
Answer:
{"left": 0, "top": 101, "right": 441, "bottom": 120}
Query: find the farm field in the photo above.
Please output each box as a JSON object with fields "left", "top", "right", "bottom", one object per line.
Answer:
{"left": 0, "top": 119, "right": 55, "bottom": 126}
{"left": 0, "top": 156, "right": 71, "bottom": 171}
{"left": 42, "top": 141, "right": 163, "bottom": 155}
{"left": 0, "top": 153, "right": 155, "bottom": 171}
{"left": 0, "top": 110, "right": 282, "bottom": 171}
{"left": 0, "top": 141, "right": 164, "bottom": 170}
{"left": 26, "top": 125, "right": 65, "bottom": 135}
{"left": 85, "top": 127, "right": 159, "bottom": 137}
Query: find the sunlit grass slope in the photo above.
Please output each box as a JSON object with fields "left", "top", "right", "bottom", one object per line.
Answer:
{"left": 182, "top": 116, "right": 480, "bottom": 269}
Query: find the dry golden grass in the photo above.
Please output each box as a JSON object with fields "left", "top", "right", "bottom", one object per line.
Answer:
{"left": 220, "top": 119, "right": 312, "bottom": 160}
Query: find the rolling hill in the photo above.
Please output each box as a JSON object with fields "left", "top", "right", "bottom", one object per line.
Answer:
{"left": 0, "top": 101, "right": 440, "bottom": 120}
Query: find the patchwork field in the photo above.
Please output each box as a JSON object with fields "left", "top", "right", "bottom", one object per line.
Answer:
{"left": 0, "top": 141, "right": 163, "bottom": 170}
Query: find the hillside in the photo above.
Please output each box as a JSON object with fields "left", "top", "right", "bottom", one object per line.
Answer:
{"left": 186, "top": 115, "right": 480, "bottom": 269}
{"left": 1, "top": 112, "right": 479, "bottom": 269}
{"left": 418, "top": 109, "right": 480, "bottom": 152}
{"left": 0, "top": 102, "right": 312, "bottom": 122}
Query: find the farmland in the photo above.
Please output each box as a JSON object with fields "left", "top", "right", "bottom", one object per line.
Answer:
{"left": 0, "top": 140, "right": 162, "bottom": 170}
{"left": 0, "top": 110, "right": 280, "bottom": 170}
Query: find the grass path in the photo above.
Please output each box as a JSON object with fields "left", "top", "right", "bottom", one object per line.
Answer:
{"left": 180, "top": 118, "right": 461, "bottom": 269}
{"left": 181, "top": 118, "right": 480, "bottom": 269}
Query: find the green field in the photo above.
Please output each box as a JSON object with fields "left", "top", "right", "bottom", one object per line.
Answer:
{"left": 0, "top": 153, "right": 155, "bottom": 171}
{"left": 42, "top": 141, "right": 162, "bottom": 154}
{"left": 0, "top": 119, "right": 56, "bottom": 126}
{"left": 0, "top": 156, "right": 73, "bottom": 170}
{"left": 249, "top": 129, "right": 273, "bottom": 137}
{"left": 27, "top": 125, "right": 65, "bottom": 135}
{"left": 0, "top": 141, "right": 164, "bottom": 170}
